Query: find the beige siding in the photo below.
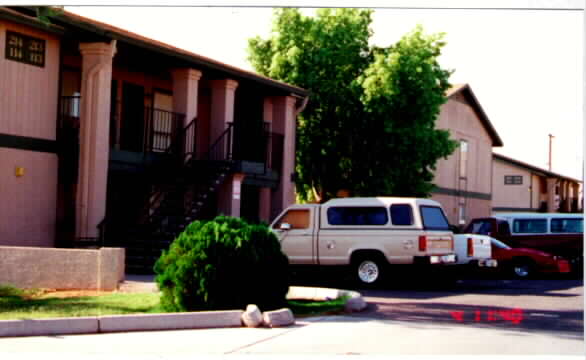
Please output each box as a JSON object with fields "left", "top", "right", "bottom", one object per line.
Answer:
{"left": 0, "top": 148, "right": 58, "bottom": 247}
{"left": 0, "top": 21, "right": 60, "bottom": 140}
{"left": 434, "top": 95, "right": 493, "bottom": 195}
{"left": 492, "top": 160, "right": 533, "bottom": 210}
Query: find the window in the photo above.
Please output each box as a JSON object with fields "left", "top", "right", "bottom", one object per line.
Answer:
{"left": 273, "top": 209, "right": 310, "bottom": 230}
{"left": 551, "top": 218, "right": 583, "bottom": 233}
{"left": 459, "top": 140, "right": 468, "bottom": 179}
{"left": 469, "top": 220, "right": 493, "bottom": 235}
{"left": 327, "top": 207, "right": 388, "bottom": 226}
{"left": 390, "top": 204, "right": 413, "bottom": 226}
{"left": 420, "top": 206, "right": 450, "bottom": 230}
{"left": 504, "top": 175, "right": 523, "bottom": 185}
{"left": 512, "top": 219, "right": 547, "bottom": 234}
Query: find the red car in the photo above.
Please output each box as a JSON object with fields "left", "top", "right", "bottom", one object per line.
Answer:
{"left": 490, "top": 237, "right": 571, "bottom": 278}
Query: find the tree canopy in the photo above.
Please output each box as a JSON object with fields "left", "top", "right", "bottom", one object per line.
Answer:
{"left": 248, "top": 9, "right": 457, "bottom": 202}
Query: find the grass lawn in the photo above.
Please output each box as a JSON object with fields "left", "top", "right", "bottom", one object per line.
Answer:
{"left": 0, "top": 285, "right": 346, "bottom": 320}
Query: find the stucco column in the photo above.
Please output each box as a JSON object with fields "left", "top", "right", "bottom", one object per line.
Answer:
{"left": 210, "top": 79, "right": 239, "bottom": 157}
{"left": 171, "top": 68, "right": 202, "bottom": 127}
{"left": 560, "top": 180, "right": 570, "bottom": 212}
{"left": 217, "top": 173, "right": 246, "bottom": 217}
{"left": 76, "top": 41, "right": 116, "bottom": 239}
{"left": 171, "top": 68, "right": 202, "bottom": 157}
{"left": 259, "top": 97, "right": 274, "bottom": 222}
{"left": 546, "top": 178, "right": 557, "bottom": 212}
{"left": 271, "top": 96, "right": 297, "bottom": 215}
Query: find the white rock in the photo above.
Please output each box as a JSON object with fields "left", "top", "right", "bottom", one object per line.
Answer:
{"left": 262, "top": 308, "right": 295, "bottom": 328}
{"left": 241, "top": 304, "right": 263, "bottom": 328}
{"left": 344, "top": 295, "right": 367, "bottom": 312}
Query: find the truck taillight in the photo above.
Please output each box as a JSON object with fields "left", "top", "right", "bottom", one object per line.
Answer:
{"left": 449, "top": 236, "right": 454, "bottom": 250}
{"left": 467, "top": 237, "right": 474, "bottom": 257}
{"left": 419, "top": 236, "right": 427, "bottom": 251}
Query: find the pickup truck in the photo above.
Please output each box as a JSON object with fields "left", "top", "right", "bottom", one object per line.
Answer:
{"left": 270, "top": 197, "right": 456, "bottom": 286}
{"left": 451, "top": 234, "right": 497, "bottom": 268}
{"left": 463, "top": 213, "right": 583, "bottom": 272}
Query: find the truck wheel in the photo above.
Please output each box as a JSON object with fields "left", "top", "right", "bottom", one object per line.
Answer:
{"left": 511, "top": 259, "right": 534, "bottom": 279}
{"left": 353, "top": 256, "right": 385, "bottom": 287}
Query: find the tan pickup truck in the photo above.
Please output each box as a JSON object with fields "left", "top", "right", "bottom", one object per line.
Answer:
{"left": 270, "top": 197, "right": 456, "bottom": 286}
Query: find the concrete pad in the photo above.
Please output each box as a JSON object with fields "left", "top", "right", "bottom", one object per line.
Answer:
{"left": 0, "top": 317, "right": 99, "bottom": 337}
{"left": 99, "top": 310, "right": 244, "bottom": 333}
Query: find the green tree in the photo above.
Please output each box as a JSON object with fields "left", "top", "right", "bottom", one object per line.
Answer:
{"left": 248, "top": 10, "right": 457, "bottom": 201}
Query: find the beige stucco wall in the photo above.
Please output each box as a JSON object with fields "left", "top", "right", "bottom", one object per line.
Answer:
{"left": 434, "top": 94, "right": 493, "bottom": 195}
{"left": 431, "top": 93, "right": 495, "bottom": 225}
{"left": 0, "top": 148, "right": 58, "bottom": 247}
{"left": 0, "top": 21, "right": 60, "bottom": 140}
{"left": 0, "top": 246, "right": 125, "bottom": 290}
{"left": 492, "top": 159, "right": 534, "bottom": 210}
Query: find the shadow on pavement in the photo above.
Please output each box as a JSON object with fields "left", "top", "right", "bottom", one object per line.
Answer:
{"left": 349, "top": 301, "right": 584, "bottom": 340}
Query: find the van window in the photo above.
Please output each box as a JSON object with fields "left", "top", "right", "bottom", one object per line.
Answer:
{"left": 420, "top": 206, "right": 450, "bottom": 230}
{"left": 390, "top": 204, "right": 413, "bottom": 226}
{"left": 273, "top": 209, "right": 310, "bottom": 230}
{"left": 551, "top": 218, "right": 584, "bottom": 233}
{"left": 512, "top": 219, "right": 547, "bottom": 234}
{"left": 327, "top": 207, "right": 388, "bottom": 226}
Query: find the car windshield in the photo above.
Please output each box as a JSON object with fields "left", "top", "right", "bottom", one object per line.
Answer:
{"left": 491, "top": 238, "right": 511, "bottom": 249}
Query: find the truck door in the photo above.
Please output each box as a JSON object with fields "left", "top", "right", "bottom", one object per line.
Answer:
{"left": 271, "top": 207, "right": 316, "bottom": 265}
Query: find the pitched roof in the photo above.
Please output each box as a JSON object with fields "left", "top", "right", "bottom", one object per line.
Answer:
{"left": 0, "top": 6, "right": 308, "bottom": 97}
{"left": 446, "top": 84, "right": 504, "bottom": 147}
{"left": 494, "top": 152, "right": 582, "bottom": 183}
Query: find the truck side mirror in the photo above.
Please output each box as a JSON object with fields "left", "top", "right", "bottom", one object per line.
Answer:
{"left": 280, "top": 223, "right": 292, "bottom": 231}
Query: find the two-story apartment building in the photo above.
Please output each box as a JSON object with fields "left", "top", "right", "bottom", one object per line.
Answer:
{"left": 432, "top": 84, "right": 504, "bottom": 226}
{"left": 0, "top": 7, "right": 308, "bottom": 272}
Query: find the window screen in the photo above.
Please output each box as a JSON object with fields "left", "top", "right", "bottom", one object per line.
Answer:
{"left": 390, "top": 204, "right": 413, "bottom": 226}
{"left": 327, "top": 207, "right": 388, "bottom": 226}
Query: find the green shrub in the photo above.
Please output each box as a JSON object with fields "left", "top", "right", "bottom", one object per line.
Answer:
{"left": 154, "top": 216, "right": 290, "bottom": 312}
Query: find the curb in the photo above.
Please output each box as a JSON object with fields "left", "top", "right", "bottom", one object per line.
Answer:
{"left": 0, "top": 287, "right": 366, "bottom": 338}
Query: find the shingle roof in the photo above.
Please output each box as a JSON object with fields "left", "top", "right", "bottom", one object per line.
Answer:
{"left": 0, "top": 6, "right": 308, "bottom": 97}
{"left": 446, "top": 83, "right": 504, "bottom": 147}
{"left": 494, "top": 152, "right": 582, "bottom": 183}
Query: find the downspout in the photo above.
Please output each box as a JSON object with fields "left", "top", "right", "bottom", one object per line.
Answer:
{"left": 77, "top": 40, "right": 117, "bottom": 240}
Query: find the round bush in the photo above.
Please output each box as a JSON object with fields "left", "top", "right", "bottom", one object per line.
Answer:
{"left": 154, "top": 216, "right": 290, "bottom": 312}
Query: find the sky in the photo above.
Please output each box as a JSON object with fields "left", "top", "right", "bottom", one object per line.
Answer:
{"left": 61, "top": 1, "right": 584, "bottom": 181}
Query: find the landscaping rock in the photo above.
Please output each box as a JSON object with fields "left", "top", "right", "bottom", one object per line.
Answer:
{"left": 344, "top": 295, "right": 367, "bottom": 312}
{"left": 241, "top": 304, "right": 263, "bottom": 328}
{"left": 262, "top": 308, "right": 295, "bottom": 328}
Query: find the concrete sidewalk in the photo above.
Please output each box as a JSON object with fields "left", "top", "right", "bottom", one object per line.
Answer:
{"left": 0, "top": 315, "right": 583, "bottom": 357}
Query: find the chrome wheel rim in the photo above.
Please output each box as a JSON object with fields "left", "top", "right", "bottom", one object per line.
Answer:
{"left": 514, "top": 264, "right": 530, "bottom": 277}
{"left": 358, "top": 260, "right": 379, "bottom": 283}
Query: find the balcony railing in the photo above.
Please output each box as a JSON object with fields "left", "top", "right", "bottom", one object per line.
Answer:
{"left": 58, "top": 96, "right": 283, "bottom": 172}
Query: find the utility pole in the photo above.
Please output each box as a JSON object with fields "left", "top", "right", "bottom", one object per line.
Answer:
{"left": 548, "top": 134, "right": 554, "bottom": 171}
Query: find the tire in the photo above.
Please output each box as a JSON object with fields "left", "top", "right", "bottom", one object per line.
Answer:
{"left": 511, "top": 259, "right": 534, "bottom": 279}
{"left": 352, "top": 254, "right": 386, "bottom": 288}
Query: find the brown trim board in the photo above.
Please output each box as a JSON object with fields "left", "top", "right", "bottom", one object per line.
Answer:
{"left": 432, "top": 186, "right": 492, "bottom": 201}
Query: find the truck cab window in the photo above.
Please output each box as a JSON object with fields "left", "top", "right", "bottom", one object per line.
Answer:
{"left": 273, "top": 209, "right": 310, "bottom": 230}
{"left": 420, "top": 206, "right": 450, "bottom": 230}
